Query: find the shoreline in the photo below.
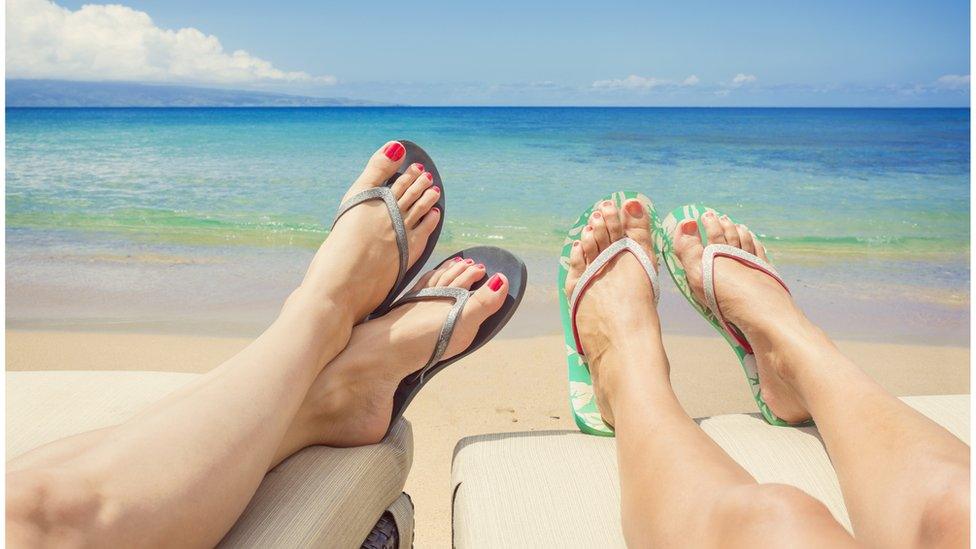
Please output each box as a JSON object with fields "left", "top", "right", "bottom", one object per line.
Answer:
{"left": 6, "top": 329, "right": 970, "bottom": 547}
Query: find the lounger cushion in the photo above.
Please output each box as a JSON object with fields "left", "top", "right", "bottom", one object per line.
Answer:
{"left": 6, "top": 371, "right": 413, "bottom": 548}
{"left": 452, "top": 395, "right": 970, "bottom": 548}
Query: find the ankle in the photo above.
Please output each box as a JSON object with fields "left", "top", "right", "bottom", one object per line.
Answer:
{"left": 283, "top": 286, "right": 355, "bottom": 327}
{"left": 593, "top": 335, "right": 670, "bottom": 407}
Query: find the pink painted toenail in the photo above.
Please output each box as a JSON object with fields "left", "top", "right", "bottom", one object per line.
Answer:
{"left": 384, "top": 142, "right": 405, "bottom": 161}
{"left": 488, "top": 274, "right": 503, "bottom": 292}
{"left": 452, "top": 256, "right": 463, "bottom": 262}
{"left": 476, "top": 263, "right": 485, "bottom": 269}
{"left": 425, "top": 172, "right": 433, "bottom": 181}
{"left": 465, "top": 258, "right": 474, "bottom": 265}
{"left": 432, "top": 186, "right": 440, "bottom": 193}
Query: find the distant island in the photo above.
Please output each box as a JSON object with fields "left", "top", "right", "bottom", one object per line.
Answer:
{"left": 5, "top": 80, "right": 394, "bottom": 107}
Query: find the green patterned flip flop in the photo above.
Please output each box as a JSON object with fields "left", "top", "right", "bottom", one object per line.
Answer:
{"left": 660, "top": 204, "right": 801, "bottom": 426}
{"left": 558, "top": 191, "right": 662, "bottom": 436}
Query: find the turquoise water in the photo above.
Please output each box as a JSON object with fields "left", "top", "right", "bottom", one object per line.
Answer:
{"left": 5, "top": 107, "right": 971, "bottom": 342}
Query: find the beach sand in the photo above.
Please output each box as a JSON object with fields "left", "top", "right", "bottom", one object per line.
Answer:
{"left": 6, "top": 329, "right": 969, "bottom": 547}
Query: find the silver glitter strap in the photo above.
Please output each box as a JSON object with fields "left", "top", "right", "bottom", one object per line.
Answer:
{"left": 569, "top": 238, "right": 659, "bottom": 313}
{"left": 701, "top": 243, "right": 788, "bottom": 330}
{"left": 332, "top": 187, "right": 408, "bottom": 296}
{"left": 391, "top": 286, "right": 470, "bottom": 383}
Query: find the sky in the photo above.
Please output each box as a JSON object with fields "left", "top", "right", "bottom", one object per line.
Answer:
{"left": 6, "top": 0, "right": 972, "bottom": 106}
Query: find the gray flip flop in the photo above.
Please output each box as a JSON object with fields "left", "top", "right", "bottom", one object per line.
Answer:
{"left": 385, "top": 246, "right": 527, "bottom": 435}
{"left": 331, "top": 141, "right": 446, "bottom": 320}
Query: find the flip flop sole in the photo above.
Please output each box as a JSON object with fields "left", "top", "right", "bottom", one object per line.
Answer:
{"left": 558, "top": 191, "right": 662, "bottom": 436}
{"left": 659, "top": 204, "right": 800, "bottom": 426}
{"left": 387, "top": 246, "right": 527, "bottom": 434}
{"left": 370, "top": 140, "right": 447, "bottom": 319}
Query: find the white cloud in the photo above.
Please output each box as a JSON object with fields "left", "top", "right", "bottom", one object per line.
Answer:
{"left": 592, "top": 74, "right": 700, "bottom": 90}
{"left": 935, "top": 74, "right": 970, "bottom": 90}
{"left": 730, "top": 73, "right": 757, "bottom": 87}
{"left": 6, "top": 0, "right": 336, "bottom": 86}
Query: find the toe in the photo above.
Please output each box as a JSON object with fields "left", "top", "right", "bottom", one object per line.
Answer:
{"left": 565, "top": 241, "right": 585, "bottom": 296}
{"left": 390, "top": 162, "right": 425, "bottom": 197}
{"left": 420, "top": 256, "right": 457, "bottom": 288}
{"left": 581, "top": 226, "right": 599, "bottom": 262}
{"left": 621, "top": 199, "right": 655, "bottom": 263}
{"left": 430, "top": 256, "right": 467, "bottom": 287}
{"left": 397, "top": 170, "right": 434, "bottom": 211}
{"left": 589, "top": 211, "right": 611, "bottom": 250}
{"left": 701, "top": 211, "right": 727, "bottom": 244}
{"left": 719, "top": 215, "right": 740, "bottom": 247}
{"left": 404, "top": 186, "right": 440, "bottom": 227}
{"left": 353, "top": 141, "right": 406, "bottom": 190}
{"left": 737, "top": 224, "right": 756, "bottom": 255}
{"left": 599, "top": 201, "right": 624, "bottom": 241}
{"left": 451, "top": 263, "right": 487, "bottom": 288}
{"left": 465, "top": 273, "right": 508, "bottom": 322}
{"left": 413, "top": 207, "right": 440, "bottom": 240}
{"left": 674, "top": 220, "right": 707, "bottom": 303}
{"left": 753, "top": 232, "right": 769, "bottom": 261}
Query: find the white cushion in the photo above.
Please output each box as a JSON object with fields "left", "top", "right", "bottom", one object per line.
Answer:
{"left": 452, "top": 395, "right": 970, "bottom": 548}
{"left": 7, "top": 371, "right": 414, "bottom": 548}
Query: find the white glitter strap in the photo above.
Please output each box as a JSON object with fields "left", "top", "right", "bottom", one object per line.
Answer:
{"left": 332, "top": 187, "right": 408, "bottom": 297}
{"left": 570, "top": 238, "right": 659, "bottom": 355}
{"left": 701, "top": 244, "right": 789, "bottom": 351}
{"left": 390, "top": 286, "right": 470, "bottom": 383}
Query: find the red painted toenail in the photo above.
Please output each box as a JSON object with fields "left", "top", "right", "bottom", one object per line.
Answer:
{"left": 488, "top": 274, "right": 503, "bottom": 292}
{"left": 625, "top": 201, "right": 644, "bottom": 218}
{"left": 432, "top": 186, "right": 440, "bottom": 193}
{"left": 384, "top": 142, "right": 405, "bottom": 161}
{"left": 425, "top": 172, "right": 433, "bottom": 181}
{"left": 465, "top": 258, "right": 474, "bottom": 265}
{"left": 414, "top": 163, "right": 424, "bottom": 171}
{"left": 452, "top": 256, "right": 463, "bottom": 262}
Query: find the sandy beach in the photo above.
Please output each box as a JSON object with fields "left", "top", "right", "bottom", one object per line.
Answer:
{"left": 7, "top": 329, "right": 969, "bottom": 547}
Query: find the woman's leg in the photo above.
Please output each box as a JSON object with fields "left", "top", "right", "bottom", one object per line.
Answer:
{"left": 566, "top": 200, "right": 857, "bottom": 548}
{"left": 271, "top": 256, "right": 510, "bottom": 462}
{"left": 6, "top": 142, "right": 442, "bottom": 548}
{"left": 672, "top": 212, "right": 970, "bottom": 548}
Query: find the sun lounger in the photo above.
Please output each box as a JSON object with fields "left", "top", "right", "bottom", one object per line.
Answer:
{"left": 451, "top": 394, "right": 970, "bottom": 548}
{"left": 6, "top": 371, "right": 415, "bottom": 548}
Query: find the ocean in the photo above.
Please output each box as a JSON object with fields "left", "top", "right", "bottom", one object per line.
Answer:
{"left": 5, "top": 107, "right": 970, "bottom": 344}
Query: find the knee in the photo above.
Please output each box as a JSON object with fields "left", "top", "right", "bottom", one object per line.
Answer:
{"left": 6, "top": 468, "right": 107, "bottom": 546}
{"left": 917, "top": 467, "right": 970, "bottom": 547}
{"left": 713, "top": 484, "right": 836, "bottom": 529}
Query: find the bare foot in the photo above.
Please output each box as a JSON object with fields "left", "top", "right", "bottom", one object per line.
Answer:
{"left": 563, "top": 199, "right": 659, "bottom": 426}
{"left": 273, "top": 258, "right": 509, "bottom": 456}
{"left": 671, "top": 211, "right": 821, "bottom": 423}
{"left": 293, "top": 141, "right": 442, "bottom": 323}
